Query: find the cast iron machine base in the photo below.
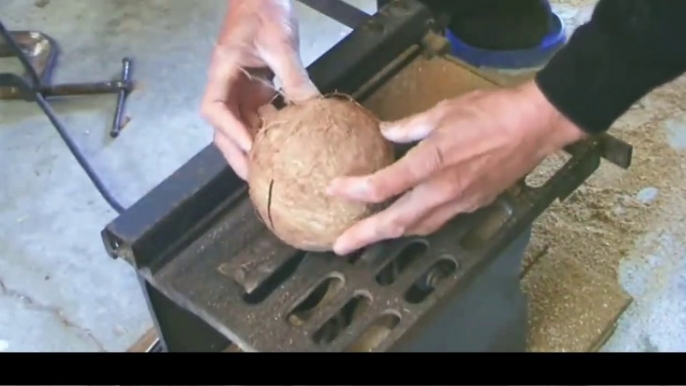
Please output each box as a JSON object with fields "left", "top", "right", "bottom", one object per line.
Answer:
{"left": 101, "top": 0, "right": 632, "bottom": 352}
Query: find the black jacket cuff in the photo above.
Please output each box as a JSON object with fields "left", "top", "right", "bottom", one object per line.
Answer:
{"left": 535, "top": 0, "right": 686, "bottom": 135}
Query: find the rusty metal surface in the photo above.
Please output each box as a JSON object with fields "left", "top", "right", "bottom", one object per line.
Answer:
{"left": 139, "top": 130, "right": 629, "bottom": 352}
{"left": 148, "top": 199, "right": 481, "bottom": 351}
{"left": 136, "top": 49, "right": 630, "bottom": 353}
{"left": 0, "top": 30, "right": 56, "bottom": 88}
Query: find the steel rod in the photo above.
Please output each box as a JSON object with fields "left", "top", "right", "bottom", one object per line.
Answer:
{"left": 33, "top": 92, "right": 125, "bottom": 213}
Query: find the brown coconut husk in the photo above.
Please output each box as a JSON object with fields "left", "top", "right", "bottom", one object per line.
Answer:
{"left": 247, "top": 93, "right": 395, "bottom": 251}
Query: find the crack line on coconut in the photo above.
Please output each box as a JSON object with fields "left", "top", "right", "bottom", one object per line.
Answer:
{"left": 267, "top": 179, "right": 275, "bottom": 230}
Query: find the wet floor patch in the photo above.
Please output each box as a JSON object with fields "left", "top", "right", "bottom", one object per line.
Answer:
{"left": 663, "top": 114, "right": 686, "bottom": 150}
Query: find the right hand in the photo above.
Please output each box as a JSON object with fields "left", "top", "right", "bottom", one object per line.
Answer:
{"left": 201, "top": 0, "right": 320, "bottom": 179}
{"left": 327, "top": 80, "right": 587, "bottom": 255}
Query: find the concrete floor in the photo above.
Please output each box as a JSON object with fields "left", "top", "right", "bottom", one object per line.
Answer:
{"left": 0, "top": 0, "right": 684, "bottom": 351}
{"left": 546, "top": 0, "right": 686, "bottom": 352}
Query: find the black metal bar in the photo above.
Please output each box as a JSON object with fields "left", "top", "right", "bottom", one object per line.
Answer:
{"left": 32, "top": 92, "right": 126, "bottom": 213}
{"left": 297, "top": 0, "right": 371, "bottom": 29}
{"left": 0, "top": 80, "right": 132, "bottom": 100}
{"left": 44, "top": 80, "right": 131, "bottom": 96}
{"left": 101, "top": 0, "right": 435, "bottom": 266}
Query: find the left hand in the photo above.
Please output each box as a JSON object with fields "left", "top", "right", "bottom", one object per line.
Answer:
{"left": 201, "top": 0, "right": 319, "bottom": 180}
{"left": 326, "top": 80, "right": 587, "bottom": 255}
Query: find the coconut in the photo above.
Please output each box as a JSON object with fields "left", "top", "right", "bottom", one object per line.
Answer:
{"left": 248, "top": 95, "right": 395, "bottom": 252}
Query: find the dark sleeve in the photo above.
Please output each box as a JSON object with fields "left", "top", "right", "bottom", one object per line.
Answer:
{"left": 535, "top": 0, "right": 686, "bottom": 134}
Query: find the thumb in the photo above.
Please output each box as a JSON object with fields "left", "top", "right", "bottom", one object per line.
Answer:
{"left": 259, "top": 44, "right": 320, "bottom": 103}
{"left": 379, "top": 100, "right": 451, "bottom": 143}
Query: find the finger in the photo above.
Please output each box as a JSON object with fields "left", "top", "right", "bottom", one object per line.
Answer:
{"left": 405, "top": 197, "right": 471, "bottom": 236}
{"left": 327, "top": 138, "right": 445, "bottom": 203}
{"left": 406, "top": 174, "right": 500, "bottom": 236}
{"left": 204, "top": 50, "right": 241, "bottom": 102}
{"left": 332, "top": 193, "right": 413, "bottom": 255}
{"left": 202, "top": 51, "right": 255, "bottom": 152}
{"left": 258, "top": 103, "right": 278, "bottom": 120}
{"left": 241, "top": 82, "right": 278, "bottom": 135}
{"left": 260, "top": 45, "right": 320, "bottom": 102}
{"left": 213, "top": 132, "right": 249, "bottom": 180}
{"left": 247, "top": 103, "right": 279, "bottom": 132}
{"left": 379, "top": 100, "right": 450, "bottom": 143}
{"left": 250, "top": 76, "right": 279, "bottom": 107}
{"left": 242, "top": 107, "right": 263, "bottom": 136}
{"left": 332, "top": 175, "right": 454, "bottom": 255}
{"left": 203, "top": 100, "right": 254, "bottom": 153}
{"left": 408, "top": 192, "right": 498, "bottom": 236}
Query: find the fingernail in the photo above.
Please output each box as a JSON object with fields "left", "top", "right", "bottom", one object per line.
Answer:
{"left": 379, "top": 121, "right": 393, "bottom": 134}
{"left": 333, "top": 240, "right": 349, "bottom": 256}
{"left": 379, "top": 122, "right": 403, "bottom": 141}
{"left": 326, "top": 179, "right": 340, "bottom": 196}
{"left": 328, "top": 177, "right": 371, "bottom": 200}
{"left": 349, "top": 178, "right": 370, "bottom": 196}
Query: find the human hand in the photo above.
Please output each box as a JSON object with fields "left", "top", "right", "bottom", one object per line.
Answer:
{"left": 327, "top": 80, "right": 587, "bottom": 255}
{"left": 201, "top": 0, "right": 320, "bottom": 179}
